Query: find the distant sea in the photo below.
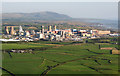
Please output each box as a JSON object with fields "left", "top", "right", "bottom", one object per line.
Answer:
{"left": 83, "top": 19, "right": 118, "bottom": 30}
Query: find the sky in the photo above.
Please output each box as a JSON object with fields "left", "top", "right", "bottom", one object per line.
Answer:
{"left": 2, "top": 2, "right": 118, "bottom": 20}
{"left": 2, "top": 0, "right": 119, "bottom": 2}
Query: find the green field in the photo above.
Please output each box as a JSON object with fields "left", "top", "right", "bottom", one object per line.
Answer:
{"left": 1, "top": 39, "right": 119, "bottom": 75}
{"left": 2, "top": 42, "right": 53, "bottom": 50}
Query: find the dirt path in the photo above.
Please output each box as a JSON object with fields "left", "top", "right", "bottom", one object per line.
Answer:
{"left": 39, "top": 58, "right": 46, "bottom": 68}
{"left": 40, "top": 54, "right": 103, "bottom": 76}
{"left": 0, "top": 67, "right": 15, "bottom": 76}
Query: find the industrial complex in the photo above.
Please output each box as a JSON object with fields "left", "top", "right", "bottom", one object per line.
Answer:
{"left": 1, "top": 25, "right": 119, "bottom": 42}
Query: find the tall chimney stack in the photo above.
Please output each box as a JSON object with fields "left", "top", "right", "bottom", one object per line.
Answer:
{"left": 41, "top": 25, "right": 44, "bottom": 34}
{"left": 48, "top": 25, "right": 52, "bottom": 31}
{"left": 10, "top": 26, "right": 15, "bottom": 35}
{"left": 5, "top": 26, "right": 9, "bottom": 34}
{"left": 54, "top": 25, "right": 56, "bottom": 31}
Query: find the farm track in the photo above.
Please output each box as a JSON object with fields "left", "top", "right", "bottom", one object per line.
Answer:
{"left": 40, "top": 54, "right": 104, "bottom": 76}
{"left": 94, "top": 59, "right": 101, "bottom": 65}
{"left": 39, "top": 45, "right": 112, "bottom": 75}
{"left": 39, "top": 58, "right": 46, "bottom": 68}
{"left": 86, "top": 49, "right": 104, "bottom": 54}
{"left": 7, "top": 51, "right": 12, "bottom": 58}
{"left": 0, "top": 67, "right": 15, "bottom": 76}
{"left": 80, "top": 64, "right": 102, "bottom": 73}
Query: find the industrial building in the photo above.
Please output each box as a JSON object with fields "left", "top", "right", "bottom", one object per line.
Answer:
{"left": 2, "top": 25, "right": 118, "bottom": 42}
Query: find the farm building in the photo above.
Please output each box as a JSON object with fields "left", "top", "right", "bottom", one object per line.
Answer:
{"left": 10, "top": 49, "right": 33, "bottom": 53}
{"left": 100, "top": 47, "right": 120, "bottom": 54}
{"left": 100, "top": 47, "right": 114, "bottom": 50}
{"left": 98, "top": 30, "right": 110, "bottom": 35}
{"left": 112, "top": 49, "right": 120, "bottom": 54}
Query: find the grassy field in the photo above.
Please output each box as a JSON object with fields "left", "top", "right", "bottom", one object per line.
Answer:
{"left": 2, "top": 39, "right": 119, "bottom": 75}
{"left": 2, "top": 42, "right": 54, "bottom": 50}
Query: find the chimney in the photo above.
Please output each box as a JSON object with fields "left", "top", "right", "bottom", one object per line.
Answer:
{"left": 5, "top": 26, "right": 9, "bottom": 34}
{"left": 48, "top": 25, "right": 52, "bottom": 31}
{"left": 10, "top": 26, "right": 15, "bottom": 35}
{"left": 41, "top": 26, "right": 44, "bottom": 34}
{"left": 54, "top": 25, "right": 56, "bottom": 31}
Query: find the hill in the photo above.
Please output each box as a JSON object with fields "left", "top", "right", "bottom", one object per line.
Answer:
{"left": 2, "top": 11, "right": 72, "bottom": 21}
{"left": 2, "top": 11, "right": 117, "bottom": 30}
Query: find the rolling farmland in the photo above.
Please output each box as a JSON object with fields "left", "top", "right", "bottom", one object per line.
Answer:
{"left": 1, "top": 40, "right": 119, "bottom": 75}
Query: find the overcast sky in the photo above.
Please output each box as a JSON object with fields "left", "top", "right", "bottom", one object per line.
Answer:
{"left": 2, "top": 0, "right": 119, "bottom": 2}
{"left": 2, "top": 2, "right": 118, "bottom": 20}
